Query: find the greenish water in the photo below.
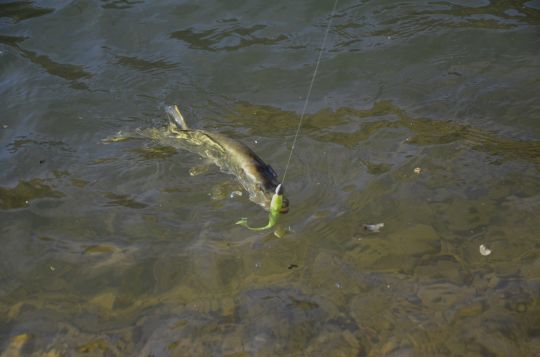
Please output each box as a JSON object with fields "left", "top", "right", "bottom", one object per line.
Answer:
{"left": 1, "top": 0, "right": 539, "bottom": 355}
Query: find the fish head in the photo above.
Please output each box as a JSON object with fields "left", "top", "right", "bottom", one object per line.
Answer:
{"left": 244, "top": 163, "right": 289, "bottom": 214}
{"left": 231, "top": 151, "right": 290, "bottom": 213}
{"left": 250, "top": 180, "right": 289, "bottom": 214}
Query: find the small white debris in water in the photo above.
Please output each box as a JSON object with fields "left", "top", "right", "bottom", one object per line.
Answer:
{"left": 49, "top": 266, "right": 56, "bottom": 272}
{"left": 253, "top": 140, "right": 258, "bottom": 144}
{"left": 386, "top": 284, "right": 391, "bottom": 289}
{"left": 335, "top": 282, "right": 342, "bottom": 289}
{"left": 414, "top": 167, "right": 422, "bottom": 174}
{"left": 479, "top": 244, "right": 492, "bottom": 256}
{"left": 255, "top": 262, "right": 261, "bottom": 269}
{"left": 363, "top": 223, "right": 384, "bottom": 233}
{"left": 230, "top": 191, "right": 242, "bottom": 198}
{"left": 2, "top": 125, "right": 7, "bottom": 129}
{"left": 25, "top": 200, "right": 29, "bottom": 204}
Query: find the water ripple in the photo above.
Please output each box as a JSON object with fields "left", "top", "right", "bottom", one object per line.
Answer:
{"left": 170, "top": 22, "right": 288, "bottom": 52}
{"left": 100, "top": 0, "right": 144, "bottom": 10}
{"left": 0, "top": 1, "right": 54, "bottom": 22}
{"left": 311, "top": 101, "right": 540, "bottom": 167}
{"left": 115, "top": 55, "right": 178, "bottom": 74}
{"left": 0, "top": 35, "right": 92, "bottom": 87}
{"left": 331, "top": 0, "right": 538, "bottom": 52}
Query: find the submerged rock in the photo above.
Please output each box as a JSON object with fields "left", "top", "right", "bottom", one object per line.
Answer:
{"left": 0, "top": 179, "right": 63, "bottom": 209}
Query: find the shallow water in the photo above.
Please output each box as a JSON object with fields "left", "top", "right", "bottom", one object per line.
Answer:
{"left": 1, "top": 0, "right": 539, "bottom": 355}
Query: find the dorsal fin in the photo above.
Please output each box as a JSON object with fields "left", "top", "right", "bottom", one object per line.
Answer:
{"left": 196, "top": 132, "right": 227, "bottom": 153}
{"left": 165, "top": 105, "right": 189, "bottom": 130}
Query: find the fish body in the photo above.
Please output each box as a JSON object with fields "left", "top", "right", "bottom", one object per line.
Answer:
{"left": 138, "top": 105, "right": 289, "bottom": 213}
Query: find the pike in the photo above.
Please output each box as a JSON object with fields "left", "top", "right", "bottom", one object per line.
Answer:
{"left": 104, "top": 105, "right": 288, "bottom": 230}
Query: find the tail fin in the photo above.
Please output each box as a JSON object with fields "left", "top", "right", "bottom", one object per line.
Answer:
{"left": 165, "top": 105, "right": 189, "bottom": 130}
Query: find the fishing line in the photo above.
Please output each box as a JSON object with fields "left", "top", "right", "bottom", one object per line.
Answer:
{"left": 280, "top": 0, "right": 339, "bottom": 185}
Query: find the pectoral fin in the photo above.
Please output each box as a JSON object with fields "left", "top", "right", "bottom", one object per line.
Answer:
{"left": 101, "top": 130, "right": 137, "bottom": 143}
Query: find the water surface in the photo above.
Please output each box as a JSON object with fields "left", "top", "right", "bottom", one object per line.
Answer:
{"left": 1, "top": 0, "right": 539, "bottom": 355}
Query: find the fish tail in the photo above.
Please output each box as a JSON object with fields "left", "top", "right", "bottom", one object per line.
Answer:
{"left": 165, "top": 105, "right": 189, "bottom": 130}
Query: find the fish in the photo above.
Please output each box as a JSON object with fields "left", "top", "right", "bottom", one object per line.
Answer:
{"left": 107, "top": 105, "right": 289, "bottom": 214}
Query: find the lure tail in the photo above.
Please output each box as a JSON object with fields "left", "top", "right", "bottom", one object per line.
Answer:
{"left": 235, "top": 217, "right": 274, "bottom": 231}
{"left": 236, "top": 184, "right": 283, "bottom": 232}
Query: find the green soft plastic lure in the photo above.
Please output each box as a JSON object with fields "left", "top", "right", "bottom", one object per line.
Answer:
{"left": 236, "top": 184, "right": 283, "bottom": 231}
